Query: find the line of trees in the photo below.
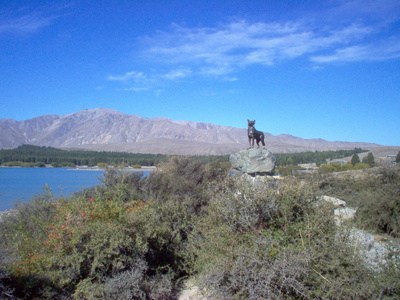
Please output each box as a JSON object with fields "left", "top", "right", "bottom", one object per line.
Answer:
{"left": 0, "top": 144, "right": 169, "bottom": 166}
{"left": 0, "top": 144, "right": 229, "bottom": 167}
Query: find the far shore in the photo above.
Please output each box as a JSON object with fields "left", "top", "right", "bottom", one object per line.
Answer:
{"left": 0, "top": 165, "right": 157, "bottom": 172}
{"left": 68, "top": 166, "right": 157, "bottom": 172}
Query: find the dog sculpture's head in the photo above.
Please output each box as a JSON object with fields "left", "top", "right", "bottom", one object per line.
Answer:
{"left": 247, "top": 120, "right": 256, "bottom": 127}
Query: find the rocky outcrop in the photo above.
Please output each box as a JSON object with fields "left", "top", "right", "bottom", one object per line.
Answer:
{"left": 334, "top": 207, "right": 357, "bottom": 225}
{"left": 229, "top": 148, "right": 276, "bottom": 176}
{"left": 319, "top": 195, "right": 394, "bottom": 270}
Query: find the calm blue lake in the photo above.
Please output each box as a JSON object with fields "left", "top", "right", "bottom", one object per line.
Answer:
{"left": 0, "top": 168, "right": 148, "bottom": 211}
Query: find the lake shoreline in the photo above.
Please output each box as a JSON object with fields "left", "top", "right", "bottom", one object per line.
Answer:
{"left": 0, "top": 167, "right": 154, "bottom": 211}
{"left": 1, "top": 165, "right": 156, "bottom": 172}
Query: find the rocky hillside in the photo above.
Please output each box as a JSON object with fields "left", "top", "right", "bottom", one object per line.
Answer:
{"left": 0, "top": 108, "right": 387, "bottom": 155}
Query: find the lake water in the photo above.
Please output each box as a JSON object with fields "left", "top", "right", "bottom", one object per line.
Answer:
{"left": 0, "top": 167, "right": 148, "bottom": 211}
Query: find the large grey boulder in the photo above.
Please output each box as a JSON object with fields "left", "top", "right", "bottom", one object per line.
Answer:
{"left": 345, "top": 228, "right": 391, "bottom": 270}
{"left": 230, "top": 148, "right": 276, "bottom": 176}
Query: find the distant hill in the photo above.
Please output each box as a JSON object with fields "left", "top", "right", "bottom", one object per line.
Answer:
{"left": 0, "top": 108, "right": 390, "bottom": 155}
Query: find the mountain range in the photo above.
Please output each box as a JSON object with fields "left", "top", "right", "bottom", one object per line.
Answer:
{"left": 0, "top": 108, "right": 387, "bottom": 155}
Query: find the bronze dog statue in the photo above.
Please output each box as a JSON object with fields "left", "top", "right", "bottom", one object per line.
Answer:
{"left": 247, "top": 120, "right": 265, "bottom": 148}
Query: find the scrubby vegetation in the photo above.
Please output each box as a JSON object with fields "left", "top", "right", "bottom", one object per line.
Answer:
{"left": 318, "top": 161, "right": 371, "bottom": 173}
{"left": 1, "top": 158, "right": 399, "bottom": 299}
{"left": 275, "top": 148, "right": 367, "bottom": 166}
{"left": 319, "top": 165, "right": 400, "bottom": 237}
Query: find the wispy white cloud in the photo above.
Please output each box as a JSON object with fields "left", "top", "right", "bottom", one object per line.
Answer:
{"left": 163, "top": 67, "right": 192, "bottom": 80}
{"left": 107, "top": 71, "right": 152, "bottom": 91}
{"left": 106, "top": 62, "right": 214, "bottom": 92}
{"left": 144, "top": 21, "right": 307, "bottom": 67}
{"left": 312, "top": 38, "right": 400, "bottom": 63}
{"left": 0, "top": 11, "right": 55, "bottom": 35}
{"left": 122, "top": 87, "right": 149, "bottom": 92}
{"left": 141, "top": 17, "right": 395, "bottom": 74}
{"left": 312, "top": 45, "right": 374, "bottom": 63}
{"left": 109, "top": 0, "right": 400, "bottom": 90}
{"left": 107, "top": 71, "right": 146, "bottom": 81}
{"left": 137, "top": 0, "right": 399, "bottom": 73}
{"left": 330, "top": 0, "right": 400, "bottom": 23}
{"left": 107, "top": 68, "right": 195, "bottom": 91}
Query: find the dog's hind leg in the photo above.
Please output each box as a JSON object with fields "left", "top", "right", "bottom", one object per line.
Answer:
{"left": 259, "top": 133, "right": 266, "bottom": 148}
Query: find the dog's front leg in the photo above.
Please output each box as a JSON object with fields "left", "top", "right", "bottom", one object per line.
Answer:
{"left": 248, "top": 137, "right": 253, "bottom": 148}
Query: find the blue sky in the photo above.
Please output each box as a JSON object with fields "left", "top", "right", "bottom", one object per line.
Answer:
{"left": 1, "top": 0, "right": 399, "bottom": 146}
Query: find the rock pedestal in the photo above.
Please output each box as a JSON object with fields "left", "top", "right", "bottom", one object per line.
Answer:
{"left": 230, "top": 148, "right": 276, "bottom": 176}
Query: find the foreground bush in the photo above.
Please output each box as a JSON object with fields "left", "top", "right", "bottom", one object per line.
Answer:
{"left": 189, "top": 175, "right": 385, "bottom": 299}
{"left": 2, "top": 188, "right": 150, "bottom": 298}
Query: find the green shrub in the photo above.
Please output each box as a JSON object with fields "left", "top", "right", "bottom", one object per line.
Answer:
{"left": 102, "top": 258, "right": 148, "bottom": 300}
{"left": 99, "top": 167, "right": 143, "bottom": 202}
{"left": 97, "top": 162, "right": 107, "bottom": 168}
{"left": 201, "top": 175, "right": 278, "bottom": 233}
{"left": 189, "top": 174, "right": 380, "bottom": 299}
{"left": 354, "top": 162, "right": 370, "bottom": 170}
{"left": 59, "top": 162, "right": 76, "bottom": 167}
{"left": 136, "top": 157, "right": 230, "bottom": 279}
{"left": 356, "top": 185, "right": 400, "bottom": 236}
{"left": 0, "top": 187, "right": 58, "bottom": 298}
{"left": 3, "top": 161, "right": 23, "bottom": 167}
{"left": 340, "top": 162, "right": 355, "bottom": 171}
{"left": 305, "top": 232, "right": 376, "bottom": 299}
{"left": 319, "top": 162, "right": 372, "bottom": 173}
{"left": 319, "top": 163, "right": 337, "bottom": 172}
{"left": 196, "top": 234, "right": 311, "bottom": 299}
{"left": 276, "top": 165, "right": 303, "bottom": 176}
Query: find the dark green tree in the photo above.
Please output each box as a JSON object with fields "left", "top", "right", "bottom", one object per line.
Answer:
{"left": 396, "top": 151, "right": 400, "bottom": 163}
{"left": 362, "top": 152, "right": 375, "bottom": 166}
{"left": 351, "top": 154, "right": 360, "bottom": 166}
